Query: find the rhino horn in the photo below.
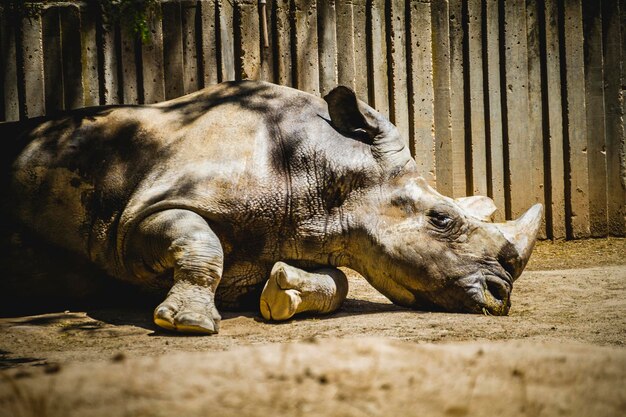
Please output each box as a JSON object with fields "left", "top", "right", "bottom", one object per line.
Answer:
{"left": 495, "top": 204, "right": 543, "bottom": 280}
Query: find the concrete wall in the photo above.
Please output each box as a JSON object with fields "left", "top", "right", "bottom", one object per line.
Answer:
{"left": 0, "top": 0, "right": 624, "bottom": 238}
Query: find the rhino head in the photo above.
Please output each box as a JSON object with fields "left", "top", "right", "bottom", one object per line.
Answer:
{"left": 324, "top": 87, "right": 542, "bottom": 316}
{"left": 352, "top": 175, "right": 542, "bottom": 316}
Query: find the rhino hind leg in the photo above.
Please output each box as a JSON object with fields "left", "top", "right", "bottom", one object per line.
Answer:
{"left": 259, "top": 262, "right": 348, "bottom": 321}
{"left": 126, "top": 209, "right": 223, "bottom": 334}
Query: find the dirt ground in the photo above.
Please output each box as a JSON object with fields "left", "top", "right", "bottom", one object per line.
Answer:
{"left": 0, "top": 238, "right": 625, "bottom": 416}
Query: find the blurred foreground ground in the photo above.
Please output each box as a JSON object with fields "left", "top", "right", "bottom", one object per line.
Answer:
{"left": 0, "top": 238, "right": 625, "bottom": 416}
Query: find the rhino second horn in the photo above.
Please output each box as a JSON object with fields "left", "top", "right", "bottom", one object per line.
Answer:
{"left": 495, "top": 204, "right": 543, "bottom": 274}
{"left": 456, "top": 196, "right": 497, "bottom": 222}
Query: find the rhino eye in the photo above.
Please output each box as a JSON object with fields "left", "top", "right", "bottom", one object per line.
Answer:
{"left": 427, "top": 210, "right": 453, "bottom": 230}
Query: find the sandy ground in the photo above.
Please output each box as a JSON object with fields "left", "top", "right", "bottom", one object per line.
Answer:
{"left": 0, "top": 238, "right": 625, "bottom": 416}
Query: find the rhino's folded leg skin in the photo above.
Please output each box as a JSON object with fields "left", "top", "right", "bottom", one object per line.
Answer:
{"left": 259, "top": 262, "right": 348, "bottom": 321}
{"left": 127, "top": 209, "right": 223, "bottom": 334}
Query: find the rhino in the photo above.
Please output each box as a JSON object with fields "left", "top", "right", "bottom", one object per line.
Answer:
{"left": 1, "top": 81, "right": 542, "bottom": 334}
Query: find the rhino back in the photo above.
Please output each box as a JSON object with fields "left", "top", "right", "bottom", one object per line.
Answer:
{"left": 116, "top": 82, "right": 340, "bottom": 270}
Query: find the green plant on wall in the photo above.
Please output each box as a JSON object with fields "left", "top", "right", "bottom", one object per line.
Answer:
{"left": 0, "top": 0, "right": 161, "bottom": 43}
{"left": 99, "top": 0, "right": 161, "bottom": 43}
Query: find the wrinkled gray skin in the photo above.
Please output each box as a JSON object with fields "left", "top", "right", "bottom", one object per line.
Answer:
{"left": 3, "top": 81, "right": 542, "bottom": 333}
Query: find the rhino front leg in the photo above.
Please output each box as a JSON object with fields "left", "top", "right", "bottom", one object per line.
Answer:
{"left": 127, "top": 209, "right": 223, "bottom": 334}
{"left": 260, "top": 262, "right": 348, "bottom": 321}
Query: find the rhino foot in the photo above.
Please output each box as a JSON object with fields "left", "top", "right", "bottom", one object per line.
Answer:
{"left": 154, "top": 282, "right": 221, "bottom": 334}
{"left": 259, "top": 262, "right": 303, "bottom": 321}
{"left": 260, "top": 262, "right": 349, "bottom": 321}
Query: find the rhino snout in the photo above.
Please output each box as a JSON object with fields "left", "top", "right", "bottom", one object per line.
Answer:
{"left": 457, "top": 203, "right": 542, "bottom": 316}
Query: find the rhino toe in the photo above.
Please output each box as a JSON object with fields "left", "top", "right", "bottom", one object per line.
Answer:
{"left": 154, "top": 304, "right": 177, "bottom": 330}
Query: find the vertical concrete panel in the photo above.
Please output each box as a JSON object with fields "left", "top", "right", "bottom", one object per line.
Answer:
{"left": 236, "top": 0, "right": 261, "bottom": 80}
{"left": 100, "top": 24, "right": 120, "bottom": 105}
{"left": 448, "top": 0, "right": 467, "bottom": 197}
{"left": 335, "top": 1, "right": 355, "bottom": 90}
{"left": 0, "top": 12, "right": 19, "bottom": 121}
{"left": 80, "top": 3, "right": 99, "bottom": 107}
{"left": 352, "top": 0, "right": 368, "bottom": 101}
{"left": 21, "top": 13, "right": 46, "bottom": 118}
{"left": 142, "top": 4, "right": 165, "bottom": 104}
{"left": 467, "top": 0, "right": 487, "bottom": 196}
{"left": 583, "top": 0, "right": 608, "bottom": 237}
{"left": 431, "top": 0, "right": 453, "bottom": 196}
{"left": 163, "top": 2, "right": 184, "bottom": 99}
{"left": 621, "top": 0, "right": 626, "bottom": 237}
{"left": 562, "top": 0, "right": 590, "bottom": 238}
{"left": 503, "top": 0, "right": 532, "bottom": 219}
{"left": 293, "top": 0, "right": 319, "bottom": 95}
{"left": 543, "top": 0, "right": 566, "bottom": 239}
{"left": 387, "top": 0, "right": 409, "bottom": 147}
{"left": 408, "top": 0, "right": 435, "bottom": 185}
{"left": 317, "top": 0, "right": 337, "bottom": 97}
{"left": 259, "top": 0, "right": 275, "bottom": 82}
{"left": 200, "top": 0, "right": 218, "bottom": 86}
{"left": 274, "top": 0, "right": 292, "bottom": 86}
{"left": 484, "top": 0, "right": 505, "bottom": 221}
{"left": 182, "top": 1, "right": 199, "bottom": 93}
{"left": 218, "top": 0, "right": 235, "bottom": 81}
{"left": 603, "top": 0, "right": 626, "bottom": 236}
{"left": 42, "top": 6, "right": 64, "bottom": 114}
{"left": 120, "top": 24, "right": 138, "bottom": 104}
{"left": 526, "top": 0, "right": 546, "bottom": 238}
{"left": 369, "top": 0, "right": 389, "bottom": 117}
{"left": 60, "top": 5, "right": 84, "bottom": 110}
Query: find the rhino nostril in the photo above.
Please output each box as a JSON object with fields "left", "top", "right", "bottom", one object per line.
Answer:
{"left": 486, "top": 277, "right": 508, "bottom": 303}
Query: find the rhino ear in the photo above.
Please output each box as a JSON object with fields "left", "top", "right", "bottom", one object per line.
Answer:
{"left": 456, "top": 196, "right": 497, "bottom": 222}
{"left": 323, "top": 86, "right": 380, "bottom": 142}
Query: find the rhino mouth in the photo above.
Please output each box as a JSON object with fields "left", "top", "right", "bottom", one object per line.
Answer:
{"left": 481, "top": 274, "right": 511, "bottom": 315}
{"left": 407, "top": 272, "right": 511, "bottom": 316}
